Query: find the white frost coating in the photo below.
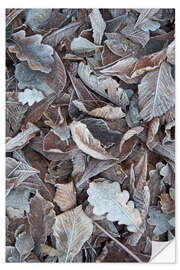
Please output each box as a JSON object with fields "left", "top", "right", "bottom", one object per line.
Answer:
{"left": 18, "top": 88, "right": 45, "bottom": 106}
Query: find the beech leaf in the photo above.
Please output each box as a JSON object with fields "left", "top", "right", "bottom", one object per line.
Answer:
{"left": 119, "top": 126, "right": 144, "bottom": 152}
{"left": 8, "top": 30, "right": 54, "bottom": 73}
{"left": 6, "top": 122, "right": 40, "bottom": 152}
{"left": 87, "top": 180, "right": 142, "bottom": 232}
{"left": 71, "top": 37, "right": 97, "bottom": 54}
{"left": 54, "top": 181, "right": 77, "bottom": 211}
{"left": 52, "top": 205, "right": 93, "bottom": 262}
{"left": 138, "top": 61, "right": 175, "bottom": 122}
{"left": 89, "top": 9, "right": 106, "bottom": 45}
{"left": 70, "top": 121, "right": 116, "bottom": 160}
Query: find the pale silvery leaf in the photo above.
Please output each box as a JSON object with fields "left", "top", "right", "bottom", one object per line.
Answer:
{"left": 70, "top": 37, "right": 97, "bottom": 54}
{"left": 147, "top": 208, "right": 171, "bottom": 235}
{"left": 18, "top": 88, "right": 45, "bottom": 106}
{"left": 52, "top": 205, "right": 93, "bottom": 262}
{"left": 87, "top": 180, "right": 142, "bottom": 232}
{"left": 89, "top": 9, "right": 106, "bottom": 45}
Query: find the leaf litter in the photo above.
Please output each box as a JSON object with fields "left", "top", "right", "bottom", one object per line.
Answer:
{"left": 5, "top": 8, "right": 175, "bottom": 263}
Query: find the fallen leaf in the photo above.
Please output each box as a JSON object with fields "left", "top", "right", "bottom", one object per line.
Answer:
{"left": 54, "top": 181, "right": 76, "bottom": 211}
{"left": 78, "top": 62, "right": 129, "bottom": 106}
{"left": 87, "top": 180, "right": 142, "bottom": 232}
{"left": 138, "top": 61, "right": 175, "bottom": 122}
{"left": 134, "top": 9, "right": 160, "bottom": 29}
{"left": 121, "top": 24, "right": 150, "bottom": 47}
{"left": 8, "top": 30, "right": 54, "bottom": 73}
{"left": 71, "top": 37, "right": 98, "bottom": 54}
{"left": 18, "top": 88, "right": 45, "bottom": 106}
{"left": 43, "top": 21, "right": 82, "bottom": 47}
{"left": 89, "top": 9, "right": 106, "bottom": 45}
{"left": 167, "top": 40, "right": 175, "bottom": 65}
{"left": 27, "top": 191, "right": 55, "bottom": 255}
{"left": 25, "top": 9, "right": 52, "bottom": 31}
{"left": 6, "top": 122, "right": 39, "bottom": 152}
{"left": 159, "top": 193, "right": 175, "bottom": 214}
{"left": 119, "top": 126, "right": 144, "bottom": 152}
{"left": 52, "top": 205, "right": 93, "bottom": 262}
{"left": 70, "top": 121, "right": 116, "bottom": 160}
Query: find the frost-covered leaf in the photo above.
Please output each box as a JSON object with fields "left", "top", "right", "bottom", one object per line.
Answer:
{"left": 100, "top": 56, "right": 138, "bottom": 84}
{"left": 8, "top": 30, "right": 54, "bottom": 73}
{"left": 134, "top": 9, "right": 160, "bottom": 29}
{"left": 138, "top": 61, "right": 175, "bottom": 122}
{"left": 87, "top": 180, "right": 142, "bottom": 232}
{"left": 6, "top": 122, "right": 40, "bottom": 152}
{"left": 147, "top": 208, "right": 171, "bottom": 235}
{"left": 167, "top": 40, "right": 175, "bottom": 65}
{"left": 6, "top": 157, "right": 39, "bottom": 195}
{"left": 52, "top": 205, "right": 93, "bottom": 262}
{"left": 119, "top": 126, "right": 144, "bottom": 152}
{"left": 121, "top": 24, "right": 150, "bottom": 47}
{"left": 159, "top": 194, "right": 175, "bottom": 214}
{"left": 18, "top": 88, "right": 45, "bottom": 106}
{"left": 70, "top": 121, "right": 116, "bottom": 160}
{"left": 89, "top": 9, "right": 106, "bottom": 45}
{"left": 25, "top": 9, "right": 52, "bottom": 31}
{"left": 27, "top": 190, "right": 55, "bottom": 255}
{"left": 71, "top": 37, "right": 97, "bottom": 54}
{"left": 54, "top": 181, "right": 76, "bottom": 211}
{"left": 43, "top": 21, "right": 82, "bottom": 47}
{"left": 78, "top": 62, "right": 129, "bottom": 106}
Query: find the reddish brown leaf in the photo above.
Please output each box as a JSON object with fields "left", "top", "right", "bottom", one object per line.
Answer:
{"left": 54, "top": 181, "right": 76, "bottom": 211}
{"left": 119, "top": 126, "right": 144, "bottom": 152}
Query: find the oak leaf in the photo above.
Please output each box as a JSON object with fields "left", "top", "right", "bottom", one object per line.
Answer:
{"left": 18, "top": 88, "right": 45, "bottom": 106}
{"left": 87, "top": 180, "right": 142, "bottom": 232}
{"left": 8, "top": 30, "right": 54, "bottom": 73}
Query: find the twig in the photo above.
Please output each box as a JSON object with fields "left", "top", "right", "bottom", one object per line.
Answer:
{"left": 92, "top": 220, "right": 143, "bottom": 263}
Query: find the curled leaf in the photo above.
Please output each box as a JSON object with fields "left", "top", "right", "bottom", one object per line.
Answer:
{"left": 89, "top": 9, "right": 106, "bottom": 45}
{"left": 8, "top": 30, "right": 54, "bottom": 73}
{"left": 119, "top": 126, "right": 144, "bottom": 152}
{"left": 70, "top": 121, "right": 116, "bottom": 160}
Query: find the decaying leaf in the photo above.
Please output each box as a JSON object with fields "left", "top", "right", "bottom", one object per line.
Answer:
{"left": 52, "top": 205, "right": 93, "bottom": 262}
{"left": 147, "top": 208, "right": 171, "bottom": 235}
{"left": 70, "top": 121, "right": 116, "bottom": 160}
{"left": 54, "top": 181, "right": 76, "bottom": 211}
{"left": 87, "top": 180, "right": 142, "bottom": 232}
{"left": 27, "top": 191, "right": 55, "bottom": 254}
{"left": 138, "top": 61, "right": 175, "bottom": 121}
{"left": 78, "top": 62, "right": 129, "bottom": 106}
{"left": 89, "top": 9, "right": 106, "bottom": 45}
{"left": 8, "top": 30, "right": 54, "bottom": 73}
{"left": 6, "top": 122, "right": 39, "bottom": 152}
{"left": 119, "top": 126, "right": 144, "bottom": 152}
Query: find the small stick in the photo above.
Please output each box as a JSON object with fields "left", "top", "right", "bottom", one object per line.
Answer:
{"left": 92, "top": 220, "right": 143, "bottom": 263}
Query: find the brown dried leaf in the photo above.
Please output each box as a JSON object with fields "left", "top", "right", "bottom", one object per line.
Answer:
{"left": 54, "top": 181, "right": 76, "bottom": 211}
{"left": 70, "top": 121, "right": 116, "bottom": 160}
{"left": 87, "top": 105, "right": 126, "bottom": 120}
{"left": 134, "top": 9, "right": 160, "bottom": 29}
{"left": 8, "top": 30, "right": 54, "bottom": 73}
{"left": 159, "top": 193, "right": 175, "bottom": 214}
{"left": 52, "top": 205, "right": 93, "bottom": 262}
{"left": 6, "top": 157, "right": 39, "bottom": 195}
{"left": 167, "top": 40, "right": 175, "bottom": 65}
{"left": 6, "top": 122, "right": 39, "bottom": 152}
{"left": 28, "top": 191, "right": 55, "bottom": 254}
{"left": 119, "top": 126, "right": 144, "bottom": 152}
{"left": 40, "top": 244, "right": 59, "bottom": 257}
{"left": 23, "top": 93, "right": 56, "bottom": 124}
{"left": 138, "top": 61, "right": 175, "bottom": 122}
{"left": 89, "top": 9, "right": 106, "bottom": 45}
{"left": 105, "top": 32, "right": 140, "bottom": 57}
{"left": 146, "top": 117, "right": 160, "bottom": 150}
{"left": 100, "top": 56, "right": 138, "bottom": 84}
{"left": 43, "top": 21, "right": 82, "bottom": 47}
{"left": 131, "top": 49, "right": 167, "bottom": 78}
{"left": 78, "top": 62, "right": 129, "bottom": 106}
